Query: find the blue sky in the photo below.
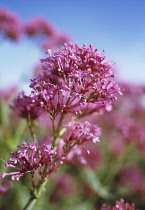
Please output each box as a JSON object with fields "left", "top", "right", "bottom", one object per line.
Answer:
{"left": 0, "top": 0, "right": 145, "bottom": 89}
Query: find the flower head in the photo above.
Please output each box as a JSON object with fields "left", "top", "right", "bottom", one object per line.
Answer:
{"left": 36, "top": 43, "right": 122, "bottom": 116}
{"left": 29, "top": 43, "right": 122, "bottom": 118}
{"left": 63, "top": 121, "right": 101, "bottom": 155}
{"left": 10, "top": 91, "right": 42, "bottom": 120}
{"left": 41, "top": 43, "right": 121, "bottom": 95}
{"left": 56, "top": 122, "right": 101, "bottom": 166}
{"left": 0, "top": 142, "right": 57, "bottom": 181}
{"left": 64, "top": 121, "right": 101, "bottom": 144}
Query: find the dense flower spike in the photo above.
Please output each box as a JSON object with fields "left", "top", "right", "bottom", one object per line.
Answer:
{"left": 37, "top": 43, "right": 122, "bottom": 115}
{"left": 0, "top": 142, "right": 57, "bottom": 181}
{"left": 10, "top": 91, "right": 42, "bottom": 120}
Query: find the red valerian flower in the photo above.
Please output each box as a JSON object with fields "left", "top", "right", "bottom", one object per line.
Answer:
{"left": 30, "top": 43, "right": 122, "bottom": 117}
{"left": 10, "top": 91, "right": 42, "bottom": 120}
{"left": 62, "top": 121, "right": 101, "bottom": 156}
{"left": 0, "top": 142, "right": 58, "bottom": 181}
{"left": 64, "top": 121, "right": 101, "bottom": 145}
{"left": 41, "top": 43, "right": 122, "bottom": 100}
{"left": 30, "top": 74, "right": 87, "bottom": 116}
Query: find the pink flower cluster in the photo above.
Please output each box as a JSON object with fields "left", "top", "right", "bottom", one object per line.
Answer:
{"left": 0, "top": 120, "right": 102, "bottom": 180}
{"left": 63, "top": 121, "right": 101, "bottom": 146}
{"left": 10, "top": 91, "right": 42, "bottom": 121}
{"left": 24, "top": 17, "right": 70, "bottom": 50}
{"left": 30, "top": 43, "right": 122, "bottom": 116}
{"left": 0, "top": 7, "right": 70, "bottom": 49}
{"left": 1, "top": 43, "right": 121, "bottom": 184}
{"left": 101, "top": 198, "right": 136, "bottom": 210}
{"left": 0, "top": 8, "right": 22, "bottom": 41}
{"left": 0, "top": 142, "right": 58, "bottom": 181}
{"left": 24, "top": 18, "right": 55, "bottom": 37}
{"left": 30, "top": 76, "right": 73, "bottom": 116}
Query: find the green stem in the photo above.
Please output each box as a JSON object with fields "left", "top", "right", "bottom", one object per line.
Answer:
{"left": 24, "top": 104, "right": 68, "bottom": 209}
{"left": 22, "top": 181, "right": 47, "bottom": 210}
{"left": 23, "top": 197, "right": 37, "bottom": 210}
{"left": 57, "top": 113, "right": 66, "bottom": 132}
{"left": 27, "top": 119, "right": 37, "bottom": 144}
{"left": 52, "top": 113, "right": 65, "bottom": 147}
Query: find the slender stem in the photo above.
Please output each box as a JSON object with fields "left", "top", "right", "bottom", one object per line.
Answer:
{"left": 23, "top": 181, "right": 47, "bottom": 210}
{"left": 27, "top": 119, "right": 38, "bottom": 144}
{"left": 51, "top": 117, "right": 55, "bottom": 134}
{"left": 31, "top": 173, "right": 36, "bottom": 189}
{"left": 52, "top": 113, "right": 66, "bottom": 148}
{"left": 24, "top": 103, "right": 67, "bottom": 209}
{"left": 57, "top": 113, "right": 66, "bottom": 133}
{"left": 23, "top": 197, "right": 37, "bottom": 210}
